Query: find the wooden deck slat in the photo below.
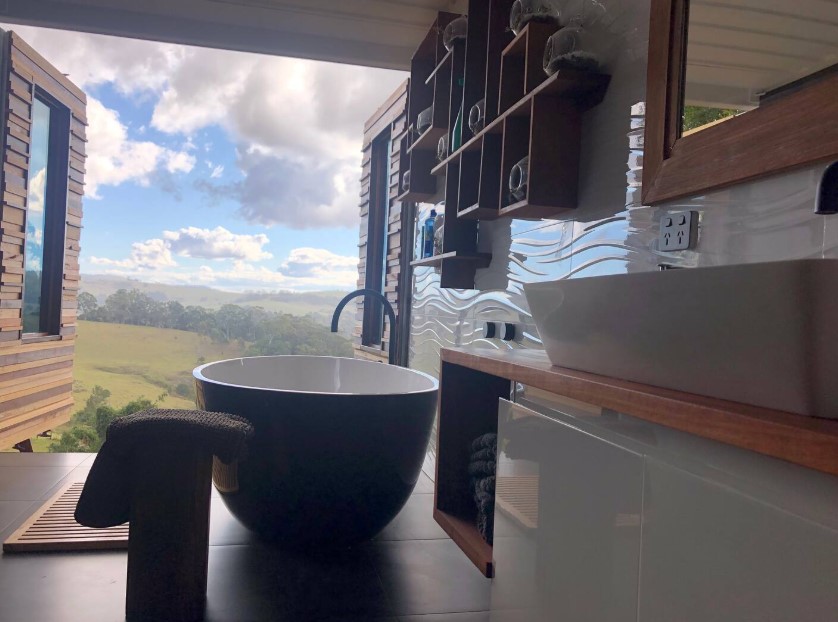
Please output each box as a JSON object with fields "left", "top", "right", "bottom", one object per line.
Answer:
{"left": 3, "top": 482, "right": 129, "bottom": 552}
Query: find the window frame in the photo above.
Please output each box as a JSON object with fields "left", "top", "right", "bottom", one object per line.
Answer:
{"left": 361, "top": 129, "right": 392, "bottom": 348}
{"left": 642, "top": 0, "right": 838, "bottom": 205}
{"left": 22, "top": 87, "right": 70, "bottom": 338}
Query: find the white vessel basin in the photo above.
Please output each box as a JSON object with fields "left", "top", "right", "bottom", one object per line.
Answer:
{"left": 524, "top": 260, "right": 838, "bottom": 418}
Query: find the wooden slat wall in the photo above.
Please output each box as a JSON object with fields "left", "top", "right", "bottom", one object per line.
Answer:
{"left": 0, "top": 32, "right": 86, "bottom": 448}
{"left": 354, "top": 81, "right": 409, "bottom": 362}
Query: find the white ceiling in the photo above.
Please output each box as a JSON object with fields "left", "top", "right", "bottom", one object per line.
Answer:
{"left": 686, "top": 0, "right": 838, "bottom": 108}
{"left": 0, "top": 0, "right": 467, "bottom": 69}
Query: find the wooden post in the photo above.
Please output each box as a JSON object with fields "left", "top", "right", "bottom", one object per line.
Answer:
{"left": 126, "top": 444, "right": 213, "bottom": 622}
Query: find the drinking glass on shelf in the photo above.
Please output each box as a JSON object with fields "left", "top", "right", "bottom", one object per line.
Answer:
{"left": 437, "top": 134, "right": 449, "bottom": 163}
{"left": 468, "top": 99, "right": 486, "bottom": 135}
{"left": 417, "top": 105, "right": 434, "bottom": 135}
{"left": 509, "top": 156, "right": 529, "bottom": 202}
{"left": 509, "top": 0, "right": 561, "bottom": 36}
{"left": 443, "top": 16, "right": 468, "bottom": 51}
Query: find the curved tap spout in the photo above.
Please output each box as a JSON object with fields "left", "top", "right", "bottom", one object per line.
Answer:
{"left": 331, "top": 289, "right": 398, "bottom": 366}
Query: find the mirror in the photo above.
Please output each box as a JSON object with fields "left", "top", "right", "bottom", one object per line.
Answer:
{"left": 643, "top": 0, "right": 838, "bottom": 205}
{"left": 681, "top": 0, "right": 838, "bottom": 136}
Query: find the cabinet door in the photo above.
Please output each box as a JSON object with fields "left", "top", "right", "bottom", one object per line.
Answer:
{"left": 491, "top": 399, "right": 643, "bottom": 622}
{"left": 638, "top": 458, "right": 838, "bottom": 622}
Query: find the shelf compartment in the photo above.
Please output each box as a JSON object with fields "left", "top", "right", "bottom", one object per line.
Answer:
{"left": 435, "top": 360, "right": 512, "bottom": 577}
{"left": 457, "top": 148, "right": 481, "bottom": 215}
{"left": 457, "top": 133, "right": 503, "bottom": 220}
{"left": 484, "top": 0, "right": 517, "bottom": 125}
{"left": 476, "top": 132, "right": 503, "bottom": 217}
{"left": 498, "top": 21, "right": 557, "bottom": 114}
{"left": 498, "top": 93, "right": 584, "bottom": 216}
{"left": 500, "top": 108, "right": 531, "bottom": 208}
{"left": 459, "top": 0, "right": 490, "bottom": 146}
{"left": 398, "top": 147, "right": 437, "bottom": 202}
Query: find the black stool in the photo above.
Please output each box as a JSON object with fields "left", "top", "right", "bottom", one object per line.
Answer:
{"left": 75, "top": 409, "right": 253, "bottom": 621}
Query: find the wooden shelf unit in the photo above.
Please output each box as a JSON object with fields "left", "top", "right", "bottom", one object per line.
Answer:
{"left": 403, "top": 3, "right": 610, "bottom": 287}
{"left": 435, "top": 347, "right": 838, "bottom": 577}
{"left": 399, "top": 12, "right": 459, "bottom": 201}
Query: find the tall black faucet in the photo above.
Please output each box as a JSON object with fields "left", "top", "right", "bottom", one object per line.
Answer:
{"left": 331, "top": 289, "right": 398, "bottom": 366}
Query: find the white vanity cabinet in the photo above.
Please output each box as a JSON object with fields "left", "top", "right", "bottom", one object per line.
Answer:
{"left": 435, "top": 349, "right": 838, "bottom": 619}
{"left": 492, "top": 398, "right": 643, "bottom": 622}
{"left": 490, "top": 393, "right": 838, "bottom": 622}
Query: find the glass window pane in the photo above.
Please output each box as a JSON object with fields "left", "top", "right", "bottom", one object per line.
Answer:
{"left": 23, "top": 99, "right": 51, "bottom": 333}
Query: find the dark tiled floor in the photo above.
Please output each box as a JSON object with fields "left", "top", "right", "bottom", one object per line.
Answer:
{"left": 0, "top": 453, "right": 491, "bottom": 622}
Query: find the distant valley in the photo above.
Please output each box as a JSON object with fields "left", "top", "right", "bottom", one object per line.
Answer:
{"left": 80, "top": 274, "right": 354, "bottom": 335}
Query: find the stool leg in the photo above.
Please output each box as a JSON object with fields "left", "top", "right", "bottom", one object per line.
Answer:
{"left": 126, "top": 445, "right": 212, "bottom": 622}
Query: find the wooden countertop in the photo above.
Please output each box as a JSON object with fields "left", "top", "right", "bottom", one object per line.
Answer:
{"left": 441, "top": 347, "right": 838, "bottom": 477}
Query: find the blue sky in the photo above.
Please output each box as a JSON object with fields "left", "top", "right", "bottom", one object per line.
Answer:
{"left": 5, "top": 24, "right": 406, "bottom": 291}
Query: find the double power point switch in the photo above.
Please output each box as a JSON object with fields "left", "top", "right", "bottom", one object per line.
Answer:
{"left": 484, "top": 322, "right": 516, "bottom": 341}
{"left": 659, "top": 211, "right": 698, "bottom": 251}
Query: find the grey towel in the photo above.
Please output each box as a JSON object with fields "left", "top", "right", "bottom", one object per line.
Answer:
{"left": 75, "top": 409, "right": 253, "bottom": 528}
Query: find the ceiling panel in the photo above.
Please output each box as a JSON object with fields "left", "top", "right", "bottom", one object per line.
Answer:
{"left": 0, "top": 0, "right": 467, "bottom": 69}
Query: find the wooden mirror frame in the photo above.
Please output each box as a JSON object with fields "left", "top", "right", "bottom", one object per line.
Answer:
{"left": 642, "top": 0, "right": 838, "bottom": 205}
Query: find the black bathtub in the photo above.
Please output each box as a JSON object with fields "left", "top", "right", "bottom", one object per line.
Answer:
{"left": 194, "top": 355, "right": 438, "bottom": 547}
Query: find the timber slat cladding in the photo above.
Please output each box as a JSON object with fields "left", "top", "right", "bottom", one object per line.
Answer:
{"left": 0, "top": 32, "right": 86, "bottom": 448}
{"left": 4, "top": 482, "right": 130, "bottom": 553}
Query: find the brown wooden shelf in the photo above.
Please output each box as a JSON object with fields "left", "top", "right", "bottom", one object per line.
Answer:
{"left": 433, "top": 508, "right": 493, "bottom": 577}
{"left": 397, "top": 188, "right": 436, "bottom": 203}
{"left": 425, "top": 48, "right": 453, "bottom": 85}
{"left": 500, "top": 198, "right": 574, "bottom": 219}
{"left": 408, "top": 125, "right": 447, "bottom": 153}
{"left": 458, "top": 203, "right": 498, "bottom": 220}
{"left": 410, "top": 251, "right": 491, "bottom": 268}
{"left": 440, "top": 347, "right": 838, "bottom": 478}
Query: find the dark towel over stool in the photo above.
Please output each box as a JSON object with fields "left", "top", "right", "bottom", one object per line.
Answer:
{"left": 76, "top": 408, "right": 252, "bottom": 528}
{"left": 76, "top": 408, "right": 253, "bottom": 622}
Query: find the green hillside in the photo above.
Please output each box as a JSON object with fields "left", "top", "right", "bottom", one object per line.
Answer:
{"left": 72, "top": 320, "right": 246, "bottom": 412}
{"left": 80, "top": 274, "right": 350, "bottom": 316}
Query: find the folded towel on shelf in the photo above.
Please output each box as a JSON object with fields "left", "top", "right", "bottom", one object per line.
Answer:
{"left": 468, "top": 433, "right": 498, "bottom": 544}
{"left": 75, "top": 409, "right": 253, "bottom": 528}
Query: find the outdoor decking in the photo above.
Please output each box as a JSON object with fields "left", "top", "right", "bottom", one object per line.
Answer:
{"left": 0, "top": 452, "right": 490, "bottom": 621}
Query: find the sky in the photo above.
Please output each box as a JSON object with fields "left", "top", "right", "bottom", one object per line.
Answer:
{"left": 4, "top": 24, "right": 407, "bottom": 291}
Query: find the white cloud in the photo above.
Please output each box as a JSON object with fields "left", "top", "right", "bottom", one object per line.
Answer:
{"left": 278, "top": 247, "right": 358, "bottom": 279}
{"left": 90, "top": 238, "right": 176, "bottom": 270}
{"left": 162, "top": 226, "right": 272, "bottom": 261}
{"left": 165, "top": 150, "right": 197, "bottom": 174}
{"left": 86, "top": 98, "right": 195, "bottom": 198}
{"left": 210, "top": 165, "right": 224, "bottom": 179}
{"left": 1, "top": 24, "right": 182, "bottom": 94}
{"left": 28, "top": 168, "right": 46, "bottom": 213}
{"left": 87, "top": 246, "right": 358, "bottom": 291}
{"left": 2, "top": 24, "right": 406, "bottom": 227}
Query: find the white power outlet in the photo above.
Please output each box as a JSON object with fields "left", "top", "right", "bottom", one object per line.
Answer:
{"left": 659, "top": 211, "right": 698, "bottom": 251}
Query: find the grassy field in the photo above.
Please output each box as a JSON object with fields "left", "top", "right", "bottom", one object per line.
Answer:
{"left": 72, "top": 320, "right": 246, "bottom": 412}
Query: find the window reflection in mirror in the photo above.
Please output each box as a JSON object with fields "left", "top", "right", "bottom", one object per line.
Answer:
{"left": 681, "top": 0, "right": 838, "bottom": 136}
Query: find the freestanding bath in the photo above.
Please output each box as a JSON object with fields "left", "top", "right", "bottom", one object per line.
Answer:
{"left": 194, "top": 356, "right": 438, "bottom": 547}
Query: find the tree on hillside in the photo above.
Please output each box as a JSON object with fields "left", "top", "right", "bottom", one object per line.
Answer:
{"left": 79, "top": 287, "right": 353, "bottom": 353}
{"left": 77, "top": 292, "right": 99, "bottom": 319}
{"left": 49, "top": 388, "right": 159, "bottom": 453}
